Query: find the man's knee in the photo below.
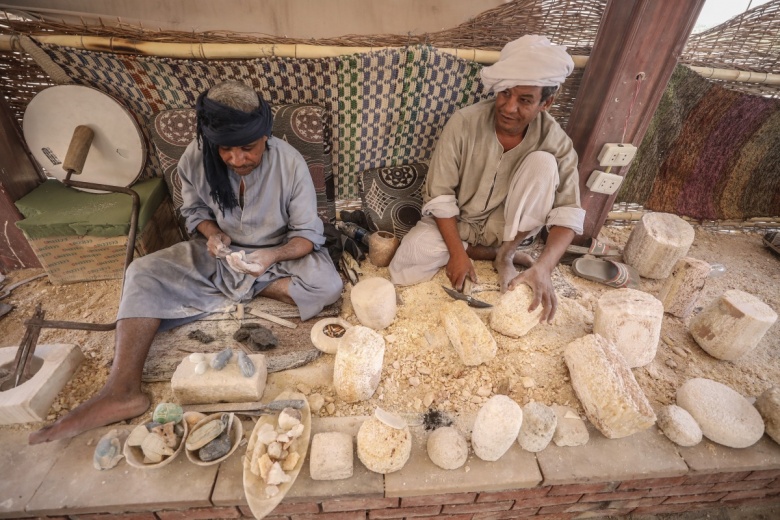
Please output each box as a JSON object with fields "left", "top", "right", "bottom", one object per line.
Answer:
{"left": 520, "top": 151, "right": 558, "bottom": 185}
{"left": 320, "top": 272, "right": 344, "bottom": 304}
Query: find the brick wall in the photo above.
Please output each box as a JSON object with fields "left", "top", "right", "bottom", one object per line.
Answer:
{"left": 55, "top": 470, "right": 780, "bottom": 520}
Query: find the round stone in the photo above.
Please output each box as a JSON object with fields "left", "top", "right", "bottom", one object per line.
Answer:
{"left": 755, "top": 387, "right": 780, "bottom": 445}
{"left": 517, "top": 402, "right": 557, "bottom": 452}
{"left": 657, "top": 405, "right": 702, "bottom": 447}
{"left": 357, "top": 415, "right": 411, "bottom": 474}
{"left": 351, "top": 277, "right": 397, "bottom": 330}
{"left": 677, "top": 378, "right": 764, "bottom": 448}
{"left": 427, "top": 427, "right": 468, "bottom": 470}
{"left": 471, "top": 395, "right": 523, "bottom": 461}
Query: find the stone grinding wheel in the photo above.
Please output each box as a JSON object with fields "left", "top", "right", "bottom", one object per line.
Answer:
{"left": 23, "top": 85, "right": 146, "bottom": 193}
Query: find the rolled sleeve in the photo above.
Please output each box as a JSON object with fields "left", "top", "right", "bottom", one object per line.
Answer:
{"left": 547, "top": 206, "right": 586, "bottom": 235}
{"left": 421, "top": 194, "right": 460, "bottom": 219}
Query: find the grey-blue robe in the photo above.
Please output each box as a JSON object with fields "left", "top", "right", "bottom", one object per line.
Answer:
{"left": 118, "top": 136, "right": 342, "bottom": 327}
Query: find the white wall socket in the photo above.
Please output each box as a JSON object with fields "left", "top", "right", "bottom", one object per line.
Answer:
{"left": 587, "top": 170, "right": 624, "bottom": 195}
{"left": 598, "top": 143, "right": 638, "bottom": 166}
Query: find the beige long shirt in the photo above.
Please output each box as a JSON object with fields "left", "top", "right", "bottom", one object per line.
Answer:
{"left": 422, "top": 99, "right": 585, "bottom": 246}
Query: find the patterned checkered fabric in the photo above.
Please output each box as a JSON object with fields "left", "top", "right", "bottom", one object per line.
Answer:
{"left": 358, "top": 163, "right": 427, "bottom": 239}
{"left": 38, "top": 43, "right": 489, "bottom": 200}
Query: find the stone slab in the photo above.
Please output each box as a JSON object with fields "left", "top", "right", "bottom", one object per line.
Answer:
{"left": 0, "top": 429, "right": 69, "bottom": 519}
{"left": 537, "top": 425, "right": 687, "bottom": 485}
{"left": 385, "top": 424, "right": 542, "bottom": 497}
{"left": 679, "top": 435, "right": 780, "bottom": 474}
{"left": 0, "top": 343, "right": 84, "bottom": 425}
{"left": 25, "top": 425, "right": 218, "bottom": 516}
{"left": 212, "top": 416, "right": 383, "bottom": 506}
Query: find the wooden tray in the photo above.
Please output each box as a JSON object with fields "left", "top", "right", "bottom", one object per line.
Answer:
{"left": 242, "top": 391, "right": 311, "bottom": 519}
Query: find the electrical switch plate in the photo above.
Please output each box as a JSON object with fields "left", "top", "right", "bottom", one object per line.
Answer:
{"left": 597, "top": 143, "right": 638, "bottom": 167}
{"left": 587, "top": 170, "right": 624, "bottom": 195}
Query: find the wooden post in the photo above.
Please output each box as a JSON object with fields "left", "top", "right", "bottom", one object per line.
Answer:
{"left": 0, "top": 96, "right": 44, "bottom": 271}
{"left": 566, "top": 0, "right": 706, "bottom": 241}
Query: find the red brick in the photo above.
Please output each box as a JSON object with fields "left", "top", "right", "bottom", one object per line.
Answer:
{"left": 441, "top": 501, "right": 513, "bottom": 514}
{"left": 547, "top": 482, "right": 617, "bottom": 496}
{"left": 322, "top": 497, "right": 398, "bottom": 512}
{"left": 471, "top": 511, "right": 543, "bottom": 520}
{"left": 413, "top": 515, "right": 473, "bottom": 520}
{"left": 527, "top": 514, "right": 575, "bottom": 520}
{"left": 477, "top": 487, "right": 550, "bottom": 503}
{"left": 721, "top": 489, "right": 774, "bottom": 501}
{"left": 513, "top": 494, "right": 582, "bottom": 509}
{"left": 69, "top": 514, "right": 157, "bottom": 520}
{"left": 644, "top": 484, "right": 715, "bottom": 497}
{"left": 413, "top": 515, "right": 474, "bottom": 520}
{"left": 157, "top": 506, "right": 241, "bottom": 520}
{"left": 537, "top": 502, "right": 605, "bottom": 514}
{"left": 617, "top": 475, "right": 688, "bottom": 490}
{"left": 662, "top": 492, "right": 728, "bottom": 504}
{"left": 368, "top": 505, "right": 441, "bottom": 519}
{"left": 684, "top": 471, "right": 751, "bottom": 485}
{"left": 402, "top": 493, "right": 477, "bottom": 507}
{"left": 746, "top": 469, "right": 780, "bottom": 480}
{"left": 710, "top": 478, "right": 774, "bottom": 493}
{"left": 593, "top": 508, "right": 636, "bottom": 517}
{"left": 632, "top": 503, "right": 706, "bottom": 514}
{"left": 271, "top": 502, "right": 320, "bottom": 514}
{"left": 606, "top": 497, "right": 666, "bottom": 509}
{"left": 578, "top": 490, "right": 649, "bottom": 503}
{"left": 718, "top": 494, "right": 780, "bottom": 507}
{"left": 292, "top": 512, "right": 365, "bottom": 520}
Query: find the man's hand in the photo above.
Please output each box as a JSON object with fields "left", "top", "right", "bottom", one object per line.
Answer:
{"left": 225, "top": 250, "right": 268, "bottom": 277}
{"left": 509, "top": 264, "right": 557, "bottom": 323}
{"left": 445, "top": 249, "right": 477, "bottom": 291}
{"left": 207, "top": 232, "right": 232, "bottom": 258}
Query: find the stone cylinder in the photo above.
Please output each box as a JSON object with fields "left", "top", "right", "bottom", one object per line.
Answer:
{"left": 368, "top": 231, "right": 401, "bottom": 267}
{"left": 623, "top": 212, "right": 695, "bottom": 279}
{"left": 350, "top": 277, "right": 397, "bottom": 330}
{"left": 593, "top": 288, "right": 663, "bottom": 368}
{"left": 657, "top": 257, "right": 711, "bottom": 318}
{"left": 689, "top": 289, "right": 777, "bottom": 361}
{"left": 333, "top": 326, "right": 385, "bottom": 402}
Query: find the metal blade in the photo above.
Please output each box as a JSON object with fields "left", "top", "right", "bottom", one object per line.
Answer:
{"left": 441, "top": 285, "right": 469, "bottom": 302}
{"left": 441, "top": 285, "right": 492, "bottom": 308}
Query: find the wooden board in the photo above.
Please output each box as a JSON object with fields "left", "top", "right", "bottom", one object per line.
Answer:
{"left": 140, "top": 299, "right": 340, "bottom": 382}
{"left": 243, "top": 391, "right": 311, "bottom": 520}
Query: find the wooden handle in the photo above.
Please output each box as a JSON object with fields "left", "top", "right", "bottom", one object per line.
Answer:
{"left": 62, "top": 125, "right": 94, "bottom": 174}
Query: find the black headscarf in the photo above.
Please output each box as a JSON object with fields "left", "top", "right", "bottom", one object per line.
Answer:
{"left": 195, "top": 90, "right": 273, "bottom": 214}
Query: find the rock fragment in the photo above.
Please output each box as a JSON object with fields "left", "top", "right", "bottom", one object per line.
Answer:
{"left": 489, "top": 284, "right": 543, "bottom": 338}
{"left": 517, "top": 402, "right": 557, "bottom": 452}
{"left": 471, "top": 395, "right": 523, "bottom": 461}
{"left": 427, "top": 427, "right": 469, "bottom": 470}
{"left": 440, "top": 301, "right": 497, "bottom": 366}
{"left": 551, "top": 405, "right": 589, "bottom": 447}
{"left": 657, "top": 405, "right": 702, "bottom": 447}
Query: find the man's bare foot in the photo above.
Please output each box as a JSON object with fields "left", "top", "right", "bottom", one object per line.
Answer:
{"left": 28, "top": 389, "right": 150, "bottom": 444}
{"left": 494, "top": 252, "right": 519, "bottom": 293}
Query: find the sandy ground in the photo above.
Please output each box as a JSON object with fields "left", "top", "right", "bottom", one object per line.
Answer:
{"left": 0, "top": 224, "right": 778, "bottom": 435}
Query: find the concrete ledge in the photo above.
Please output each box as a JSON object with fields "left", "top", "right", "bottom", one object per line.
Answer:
{"left": 679, "top": 435, "right": 780, "bottom": 474}
{"left": 25, "top": 425, "right": 217, "bottom": 516}
{"left": 537, "top": 425, "right": 688, "bottom": 485}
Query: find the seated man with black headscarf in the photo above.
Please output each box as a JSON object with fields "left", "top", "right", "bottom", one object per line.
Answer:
{"left": 29, "top": 81, "right": 343, "bottom": 444}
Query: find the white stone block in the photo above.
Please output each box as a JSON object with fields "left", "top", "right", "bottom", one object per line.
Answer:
{"left": 689, "top": 289, "right": 777, "bottom": 361}
{"left": 171, "top": 352, "right": 267, "bottom": 405}
{"left": 309, "top": 431, "right": 354, "bottom": 480}
{"left": 657, "top": 257, "right": 711, "bottom": 318}
{"left": 756, "top": 387, "right": 780, "bottom": 446}
{"left": 427, "top": 426, "right": 468, "bottom": 470}
{"left": 564, "top": 334, "right": 657, "bottom": 439}
{"left": 593, "top": 288, "right": 663, "bottom": 368}
{"left": 471, "top": 395, "right": 523, "bottom": 461}
{"left": 551, "top": 405, "right": 589, "bottom": 447}
{"left": 623, "top": 212, "right": 695, "bottom": 279}
{"left": 440, "top": 300, "right": 496, "bottom": 366}
{"left": 333, "top": 326, "right": 385, "bottom": 403}
{"left": 0, "top": 344, "right": 83, "bottom": 425}
{"left": 350, "top": 277, "right": 397, "bottom": 330}
{"left": 657, "top": 404, "right": 702, "bottom": 447}
{"left": 517, "top": 402, "right": 557, "bottom": 452}
{"left": 489, "top": 284, "right": 543, "bottom": 338}
{"left": 357, "top": 414, "right": 411, "bottom": 474}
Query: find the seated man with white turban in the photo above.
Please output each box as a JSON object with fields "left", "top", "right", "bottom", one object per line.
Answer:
{"left": 389, "top": 35, "right": 584, "bottom": 323}
{"left": 30, "top": 80, "right": 343, "bottom": 444}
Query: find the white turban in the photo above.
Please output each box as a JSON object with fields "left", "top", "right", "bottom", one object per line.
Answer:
{"left": 480, "top": 35, "right": 574, "bottom": 93}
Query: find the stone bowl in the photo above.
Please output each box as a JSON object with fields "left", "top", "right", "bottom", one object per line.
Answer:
{"left": 185, "top": 412, "right": 243, "bottom": 467}
{"left": 123, "top": 419, "right": 188, "bottom": 469}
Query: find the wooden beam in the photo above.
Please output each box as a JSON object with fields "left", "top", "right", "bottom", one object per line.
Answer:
{"left": 566, "top": 0, "right": 707, "bottom": 240}
{"left": 0, "top": 96, "right": 44, "bottom": 271}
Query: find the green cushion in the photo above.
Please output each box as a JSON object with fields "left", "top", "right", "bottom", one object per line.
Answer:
{"left": 15, "top": 178, "right": 168, "bottom": 239}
